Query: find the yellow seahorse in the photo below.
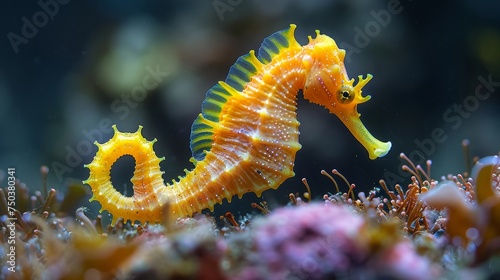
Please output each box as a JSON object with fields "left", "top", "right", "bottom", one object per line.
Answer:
{"left": 83, "top": 24, "right": 391, "bottom": 224}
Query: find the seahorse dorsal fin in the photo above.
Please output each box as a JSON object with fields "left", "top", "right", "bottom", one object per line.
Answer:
{"left": 189, "top": 24, "right": 300, "bottom": 162}
{"left": 257, "top": 24, "right": 300, "bottom": 64}
{"left": 189, "top": 114, "right": 213, "bottom": 162}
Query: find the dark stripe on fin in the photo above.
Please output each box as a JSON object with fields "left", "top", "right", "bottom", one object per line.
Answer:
{"left": 257, "top": 24, "right": 299, "bottom": 64}
{"left": 190, "top": 114, "right": 215, "bottom": 161}
{"left": 201, "top": 83, "right": 233, "bottom": 122}
{"left": 225, "top": 52, "right": 259, "bottom": 92}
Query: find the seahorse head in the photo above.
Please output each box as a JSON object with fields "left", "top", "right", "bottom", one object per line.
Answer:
{"left": 301, "top": 31, "right": 391, "bottom": 159}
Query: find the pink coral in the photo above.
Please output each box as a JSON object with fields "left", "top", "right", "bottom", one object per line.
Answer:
{"left": 372, "top": 241, "right": 441, "bottom": 280}
{"left": 233, "top": 203, "right": 367, "bottom": 279}
{"left": 231, "top": 202, "right": 441, "bottom": 279}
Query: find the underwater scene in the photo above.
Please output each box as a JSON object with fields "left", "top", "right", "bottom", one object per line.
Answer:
{"left": 1, "top": 1, "right": 500, "bottom": 279}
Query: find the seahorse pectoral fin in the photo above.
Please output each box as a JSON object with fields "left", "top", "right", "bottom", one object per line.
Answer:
{"left": 338, "top": 110, "right": 391, "bottom": 159}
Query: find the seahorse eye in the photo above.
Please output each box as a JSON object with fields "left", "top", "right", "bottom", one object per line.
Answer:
{"left": 337, "top": 85, "right": 354, "bottom": 104}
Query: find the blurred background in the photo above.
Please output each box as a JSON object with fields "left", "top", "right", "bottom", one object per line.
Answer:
{"left": 1, "top": 0, "right": 499, "bottom": 220}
